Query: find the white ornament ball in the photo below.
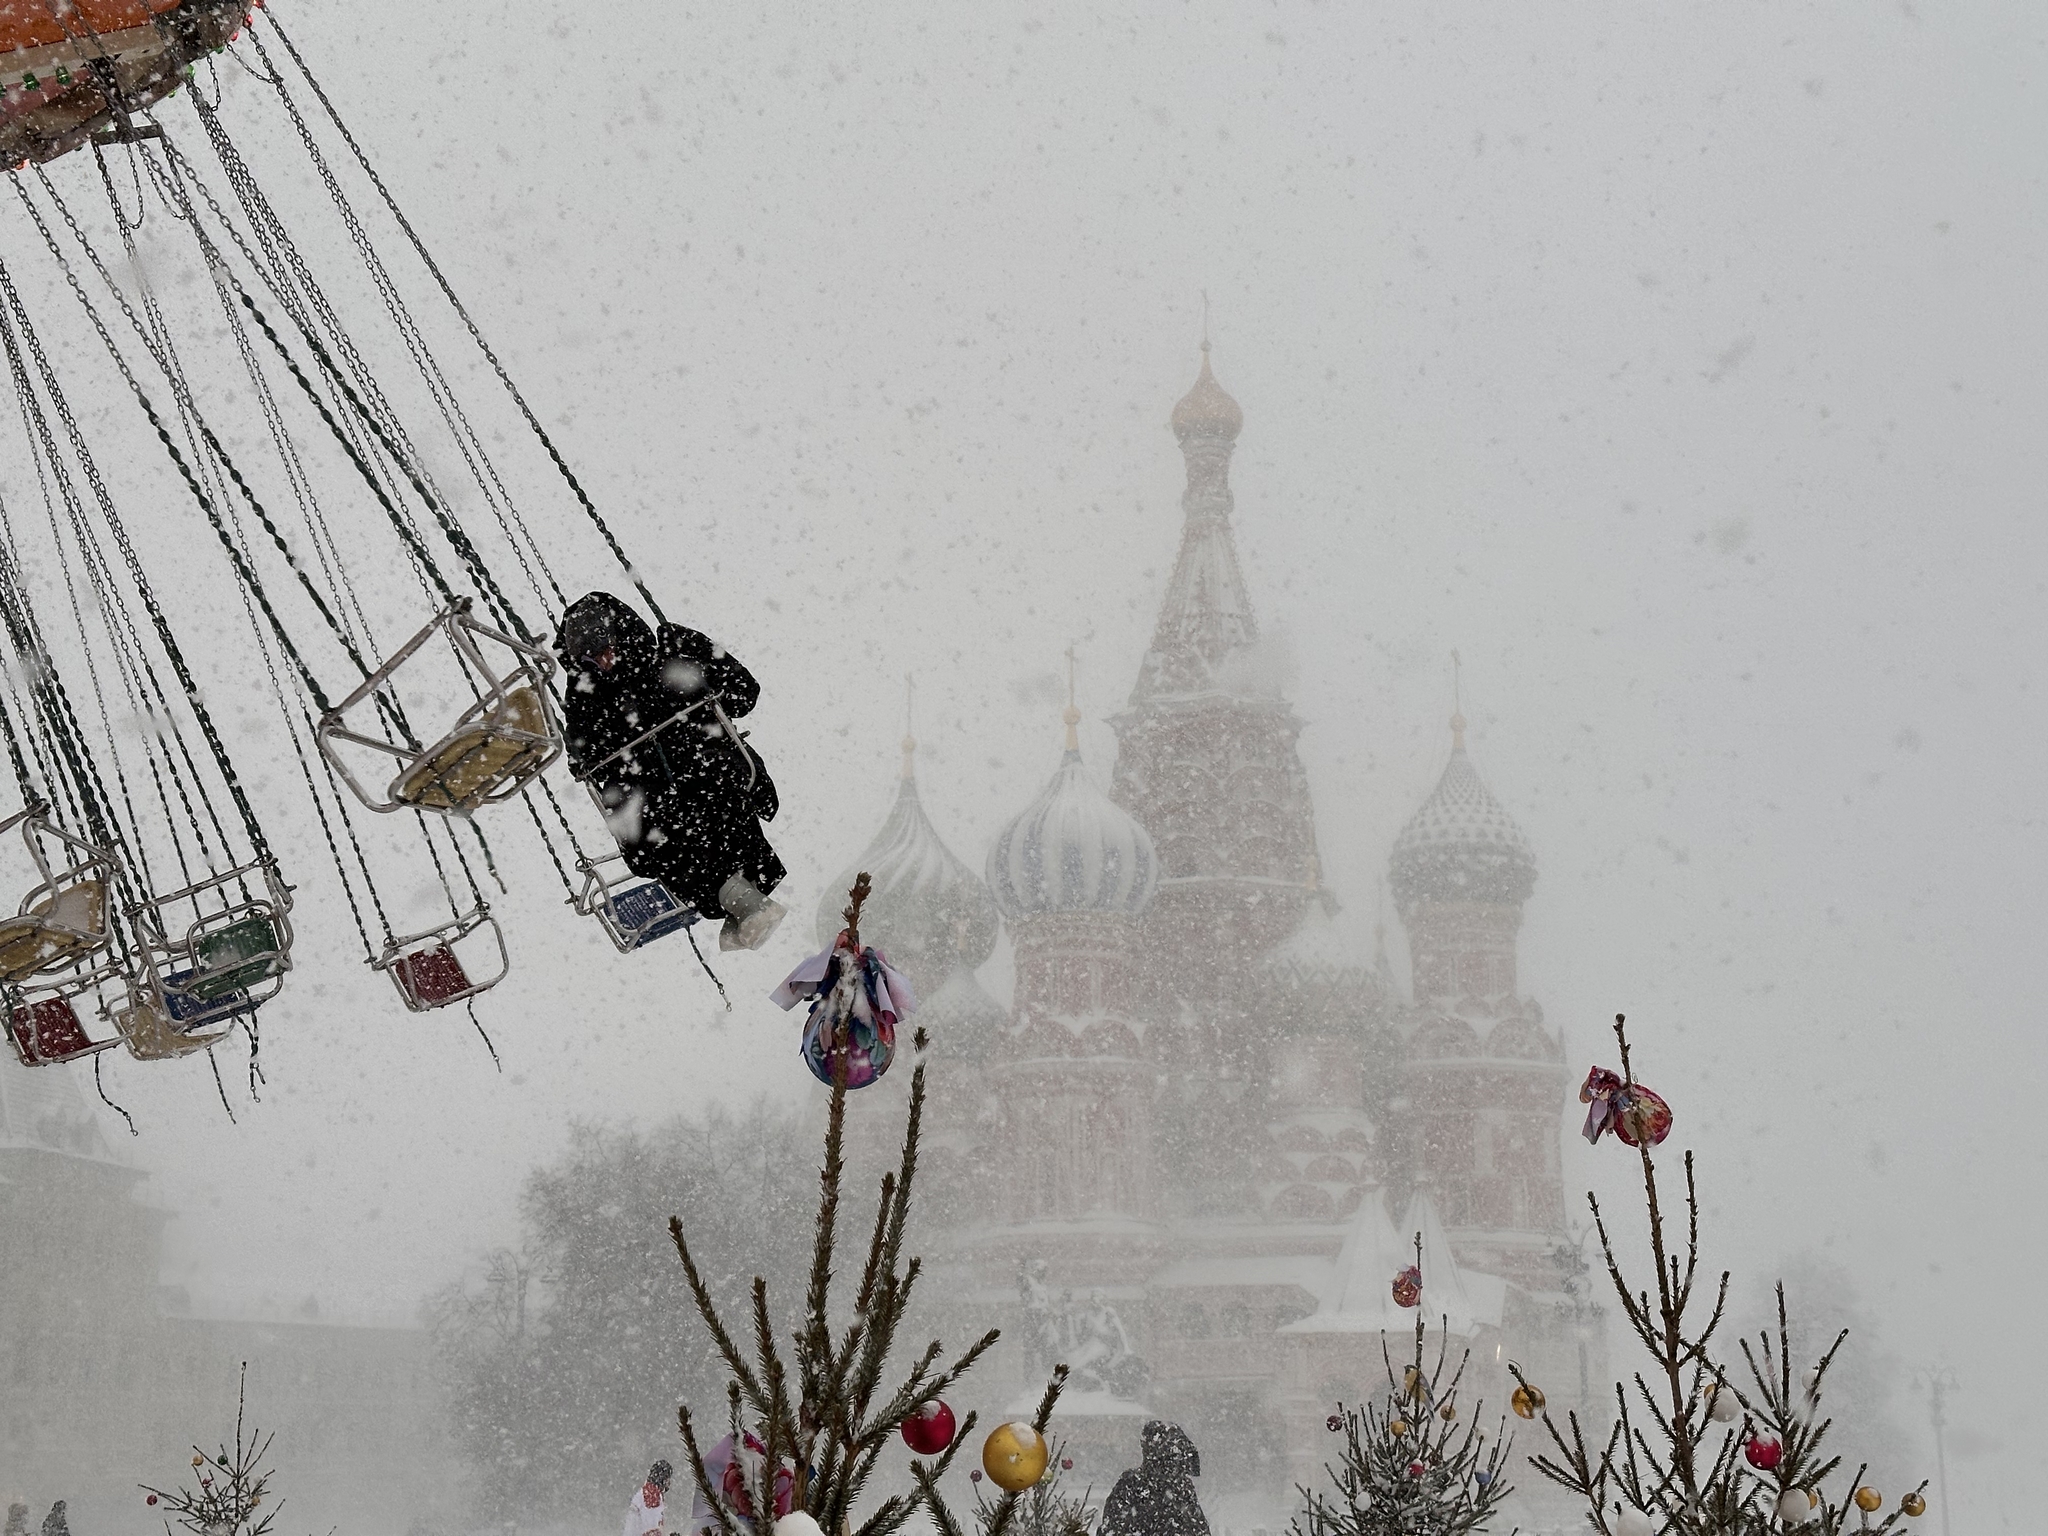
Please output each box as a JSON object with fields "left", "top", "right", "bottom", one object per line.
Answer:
{"left": 1801, "top": 1367, "right": 1820, "bottom": 1396}
{"left": 1614, "top": 1509, "right": 1654, "bottom": 1536}
{"left": 775, "top": 1514, "right": 825, "bottom": 1536}
{"left": 1705, "top": 1384, "right": 1739, "bottom": 1423}
{"left": 1776, "top": 1488, "right": 1813, "bottom": 1526}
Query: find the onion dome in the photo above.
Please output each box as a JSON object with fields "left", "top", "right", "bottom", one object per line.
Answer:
{"left": 1170, "top": 341, "right": 1244, "bottom": 442}
{"left": 816, "top": 735, "right": 999, "bottom": 987}
{"left": 1388, "top": 714, "right": 1536, "bottom": 913}
{"left": 987, "top": 705, "right": 1159, "bottom": 920}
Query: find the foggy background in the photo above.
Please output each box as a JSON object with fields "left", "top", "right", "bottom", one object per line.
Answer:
{"left": 6, "top": 0, "right": 2041, "bottom": 1529}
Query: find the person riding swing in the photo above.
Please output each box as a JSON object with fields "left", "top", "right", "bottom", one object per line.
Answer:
{"left": 557, "top": 594, "right": 787, "bottom": 952}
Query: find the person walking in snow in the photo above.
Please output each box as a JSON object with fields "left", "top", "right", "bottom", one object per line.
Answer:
{"left": 38, "top": 1502, "right": 66, "bottom": 1536}
{"left": 557, "top": 593, "right": 788, "bottom": 952}
{"left": 623, "top": 1460, "right": 672, "bottom": 1536}
{"left": 6, "top": 1501, "right": 29, "bottom": 1536}
{"left": 1099, "top": 1423, "right": 1208, "bottom": 1536}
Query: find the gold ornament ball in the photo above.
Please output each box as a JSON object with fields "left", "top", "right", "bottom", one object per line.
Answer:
{"left": 1439, "top": 1401, "right": 1457, "bottom": 1422}
{"left": 1403, "top": 1366, "right": 1427, "bottom": 1403}
{"left": 982, "top": 1422, "right": 1049, "bottom": 1493}
{"left": 1901, "top": 1493, "right": 1926, "bottom": 1518}
{"left": 1511, "top": 1385, "right": 1545, "bottom": 1419}
{"left": 1854, "top": 1489, "right": 1883, "bottom": 1514}
{"left": 1388, "top": 1419, "right": 1408, "bottom": 1437}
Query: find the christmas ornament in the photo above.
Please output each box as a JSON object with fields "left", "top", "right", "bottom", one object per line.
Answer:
{"left": 1901, "top": 1493, "right": 1926, "bottom": 1517}
{"left": 1060, "top": 1459, "right": 1074, "bottom": 1471}
{"left": 1405, "top": 1462, "right": 1425, "bottom": 1479}
{"left": 1776, "top": 1488, "right": 1812, "bottom": 1525}
{"left": 1614, "top": 1511, "right": 1653, "bottom": 1536}
{"left": 712, "top": 1431, "right": 797, "bottom": 1523}
{"left": 1854, "top": 1488, "right": 1883, "bottom": 1514}
{"left": 1391, "top": 1265, "right": 1423, "bottom": 1308}
{"left": 774, "top": 1515, "right": 825, "bottom": 1536}
{"left": 772, "top": 928, "right": 916, "bottom": 1090}
{"left": 191, "top": 1457, "right": 205, "bottom": 1467}
{"left": 1802, "top": 1367, "right": 1821, "bottom": 1396}
{"left": 1473, "top": 1471, "right": 1492, "bottom": 1489}
{"left": 146, "top": 1497, "right": 157, "bottom": 1507}
{"left": 982, "top": 1422, "right": 1049, "bottom": 1492}
{"left": 1744, "top": 1434, "right": 1783, "bottom": 1471}
{"left": 1326, "top": 1415, "right": 1342, "bottom": 1433}
{"left": 900, "top": 1399, "right": 956, "bottom": 1456}
{"left": 1511, "top": 1384, "right": 1545, "bottom": 1419}
{"left": 969, "top": 1472, "right": 982, "bottom": 1484}
{"left": 1704, "top": 1382, "right": 1738, "bottom": 1422}
{"left": 1439, "top": 1400, "right": 1458, "bottom": 1422}
{"left": 1580, "top": 1066, "right": 1673, "bottom": 1147}
{"left": 1403, "top": 1365, "right": 1428, "bottom": 1403}
{"left": 1389, "top": 1420, "right": 1408, "bottom": 1438}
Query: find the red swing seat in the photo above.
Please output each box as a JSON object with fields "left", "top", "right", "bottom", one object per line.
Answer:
{"left": 7, "top": 994, "right": 116, "bottom": 1066}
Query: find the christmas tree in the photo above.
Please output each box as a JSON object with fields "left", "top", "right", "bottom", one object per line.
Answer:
{"left": 1290, "top": 1235, "right": 1516, "bottom": 1536}
{"left": 1510, "top": 1015, "right": 1931, "bottom": 1536}
{"left": 139, "top": 1364, "right": 280, "bottom": 1536}
{"left": 672, "top": 875, "right": 1066, "bottom": 1536}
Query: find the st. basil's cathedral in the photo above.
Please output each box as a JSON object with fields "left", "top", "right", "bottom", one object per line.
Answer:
{"left": 818, "top": 346, "right": 1587, "bottom": 1522}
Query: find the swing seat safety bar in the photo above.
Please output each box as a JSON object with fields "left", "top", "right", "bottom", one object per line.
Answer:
{"left": 0, "top": 804, "right": 120, "bottom": 991}
{"left": 316, "top": 602, "right": 563, "bottom": 818}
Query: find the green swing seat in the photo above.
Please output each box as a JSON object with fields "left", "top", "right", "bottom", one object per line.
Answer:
{"left": 183, "top": 911, "right": 288, "bottom": 1002}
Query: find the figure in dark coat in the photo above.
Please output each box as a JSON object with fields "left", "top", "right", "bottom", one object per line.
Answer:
{"left": 39, "top": 1503, "right": 66, "bottom": 1536}
{"left": 1100, "top": 1423, "right": 1208, "bottom": 1536}
{"left": 557, "top": 593, "right": 787, "bottom": 950}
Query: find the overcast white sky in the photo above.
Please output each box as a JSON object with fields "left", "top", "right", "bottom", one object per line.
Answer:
{"left": 7, "top": 0, "right": 2042, "bottom": 1525}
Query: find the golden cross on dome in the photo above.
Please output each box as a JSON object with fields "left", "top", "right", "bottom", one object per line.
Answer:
{"left": 1063, "top": 643, "right": 1082, "bottom": 751}
{"left": 1450, "top": 649, "right": 1467, "bottom": 750}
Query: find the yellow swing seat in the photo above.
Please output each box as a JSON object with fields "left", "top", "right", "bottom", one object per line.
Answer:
{"left": 0, "top": 878, "right": 107, "bottom": 984}
{"left": 392, "top": 685, "right": 550, "bottom": 813}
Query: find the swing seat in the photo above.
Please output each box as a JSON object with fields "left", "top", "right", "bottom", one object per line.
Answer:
{"left": 6, "top": 995, "right": 113, "bottom": 1066}
{"left": 391, "top": 944, "right": 473, "bottom": 1009}
{"left": 393, "top": 685, "right": 551, "bottom": 813}
{"left": 0, "top": 878, "right": 107, "bottom": 984}
{"left": 183, "top": 912, "right": 289, "bottom": 1002}
{"left": 610, "top": 880, "right": 698, "bottom": 950}
{"left": 116, "top": 996, "right": 232, "bottom": 1062}
{"left": 159, "top": 967, "right": 261, "bottom": 1028}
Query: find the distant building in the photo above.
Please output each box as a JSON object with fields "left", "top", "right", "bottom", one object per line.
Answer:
{"left": 0, "top": 1069, "right": 457, "bottom": 1536}
{"left": 823, "top": 346, "right": 1593, "bottom": 1521}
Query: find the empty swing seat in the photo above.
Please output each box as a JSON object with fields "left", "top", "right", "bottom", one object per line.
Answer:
{"left": 0, "top": 879, "right": 107, "bottom": 984}
{"left": 611, "top": 880, "right": 697, "bottom": 950}
{"left": 7, "top": 996, "right": 109, "bottom": 1065}
{"left": 181, "top": 912, "right": 287, "bottom": 1003}
{"left": 394, "top": 686, "right": 551, "bottom": 813}
{"left": 391, "top": 944, "right": 473, "bottom": 1009}
{"left": 116, "top": 996, "right": 231, "bottom": 1062}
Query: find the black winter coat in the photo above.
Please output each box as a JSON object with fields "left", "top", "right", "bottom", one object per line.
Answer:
{"left": 1100, "top": 1423, "right": 1208, "bottom": 1536}
{"left": 557, "top": 593, "right": 784, "bottom": 917}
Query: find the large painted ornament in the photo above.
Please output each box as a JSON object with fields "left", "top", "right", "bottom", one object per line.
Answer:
{"left": 772, "top": 932, "right": 916, "bottom": 1089}
{"left": 900, "top": 1399, "right": 956, "bottom": 1456}
{"left": 1580, "top": 1066, "right": 1673, "bottom": 1147}
{"left": 695, "top": 1432, "right": 796, "bottom": 1528}
{"left": 982, "top": 1422, "right": 1050, "bottom": 1492}
{"left": 1391, "top": 1265, "right": 1423, "bottom": 1308}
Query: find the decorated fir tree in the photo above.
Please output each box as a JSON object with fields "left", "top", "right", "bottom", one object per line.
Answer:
{"left": 1510, "top": 1015, "right": 1931, "bottom": 1536}
{"left": 140, "top": 1365, "right": 280, "bottom": 1536}
{"left": 671, "top": 875, "right": 1066, "bottom": 1536}
{"left": 1291, "top": 1236, "right": 1516, "bottom": 1536}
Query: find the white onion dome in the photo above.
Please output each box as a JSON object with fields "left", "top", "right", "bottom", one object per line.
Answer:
{"left": 816, "top": 736, "right": 1000, "bottom": 983}
{"left": 1388, "top": 715, "right": 1536, "bottom": 914}
{"left": 987, "top": 709, "right": 1159, "bottom": 920}
{"left": 1170, "top": 342, "right": 1244, "bottom": 442}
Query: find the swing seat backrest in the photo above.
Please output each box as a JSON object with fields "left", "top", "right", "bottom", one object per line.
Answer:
{"left": 610, "top": 880, "right": 697, "bottom": 950}
{"left": 6, "top": 996, "right": 111, "bottom": 1066}
{"left": 0, "top": 878, "right": 107, "bottom": 984}
{"left": 159, "top": 967, "right": 259, "bottom": 1028}
{"left": 183, "top": 913, "right": 288, "bottom": 1002}
{"left": 393, "top": 685, "right": 551, "bottom": 813}
{"left": 390, "top": 944, "right": 474, "bottom": 1010}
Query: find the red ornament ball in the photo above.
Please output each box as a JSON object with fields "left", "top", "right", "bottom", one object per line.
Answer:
{"left": 970, "top": 1471, "right": 983, "bottom": 1484}
{"left": 1406, "top": 1461, "right": 1426, "bottom": 1479}
{"left": 1744, "top": 1435, "right": 1784, "bottom": 1471}
{"left": 146, "top": 1497, "right": 158, "bottom": 1508}
{"left": 1326, "top": 1414, "right": 1343, "bottom": 1433}
{"left": 1391, "top": 1265, "right": 1423, "bottom": 1309}
{"left": 1615, "top": 1085, "right": 1674, "bottom": 1148}
{"left": 901, "top": 1399, "right": 956, "bottom": 1456}
{"left": 1060, "top": 1459, "right": 1073, "bottom": 1471}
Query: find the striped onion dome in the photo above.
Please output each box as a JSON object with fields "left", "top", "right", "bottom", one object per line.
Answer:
{"left": 1388, "top": 715, "right": 1536, "bottom": 914}
{"left": 986, "top": 710, "right": 1159, "bottom": 920}
{"left": 817, "top": 737, "right": 999, "bottom": 989}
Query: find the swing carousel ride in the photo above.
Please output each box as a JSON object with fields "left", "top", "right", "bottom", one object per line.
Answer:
{"left": 0, "top": 2, "right": 778, "bottom": 1094}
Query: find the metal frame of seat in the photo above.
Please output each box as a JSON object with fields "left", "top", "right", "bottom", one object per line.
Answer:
{"left": 370, "top": 903, "right": 509, "bottom": 1012}
{"left": 0, "top": 802, "right": 122, "bottom": 996}
{"left": 315, "top": 600, "right": 562, "bottom": 818}
{"left": 572, "top": 844, "right": 699, "bottom": 955}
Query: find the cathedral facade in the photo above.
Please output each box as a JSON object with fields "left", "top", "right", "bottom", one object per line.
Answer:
{"left": 820, "top": 348, "right": 1583, "bottom": 1521}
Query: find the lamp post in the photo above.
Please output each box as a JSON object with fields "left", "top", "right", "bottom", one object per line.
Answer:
{"left": 1913, "top": 1366, "right": 1957, "bottom": 1536}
